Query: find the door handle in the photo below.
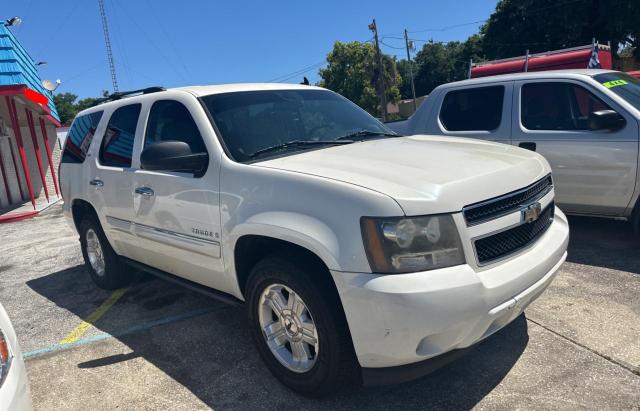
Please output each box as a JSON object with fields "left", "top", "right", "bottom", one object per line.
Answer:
{"left": 135, "top": 186, "right": 154, "bottom": 197}
{"left": 89, "top": 179, "right": 104, "bottom": 187}
{"left": 519, "top": 142, "right": 536, "bottom": 152}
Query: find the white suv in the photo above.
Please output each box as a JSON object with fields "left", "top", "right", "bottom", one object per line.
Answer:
{"left": 60, "top": 84, "right": 569, "bottom": 396}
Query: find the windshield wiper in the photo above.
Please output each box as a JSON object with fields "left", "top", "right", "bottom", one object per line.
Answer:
{"left": 335, "top": 129, "right": 401, "bottom": 141}
{"left": 249, "top": 140, "right": 354, "bottom": 159}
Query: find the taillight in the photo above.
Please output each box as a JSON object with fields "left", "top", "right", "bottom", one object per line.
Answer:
{"left": 0, "top": 329, "right": 12, "bottom": 387}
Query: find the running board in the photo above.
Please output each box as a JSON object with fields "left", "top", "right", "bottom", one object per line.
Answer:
{"left": 122, "top": 258, "right": 243, "bottom": 307}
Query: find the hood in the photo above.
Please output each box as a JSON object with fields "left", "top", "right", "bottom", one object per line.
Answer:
{"left": 256, "top": 135, "right": 550, "bottom": 216}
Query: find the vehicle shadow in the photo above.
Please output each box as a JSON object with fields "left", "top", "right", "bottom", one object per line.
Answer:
{"left": 566, "top": 215, "right": 640, "bottom": 275}
{"left": 27, "top": 264, "right": 529, "bottom": 410}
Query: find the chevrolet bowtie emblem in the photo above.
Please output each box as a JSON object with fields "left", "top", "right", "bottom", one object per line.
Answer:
{"left": 522, "top": 202, "right": 542, "bottom": 223}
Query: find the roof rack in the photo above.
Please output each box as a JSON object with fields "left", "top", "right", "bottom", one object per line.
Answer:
{"left": 96, "top": 86, "right": 165, "bottom": 104}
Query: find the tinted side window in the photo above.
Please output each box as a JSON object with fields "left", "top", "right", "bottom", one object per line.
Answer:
{"left": 521, "top": 82, "right": 613, "bottom": 131}
{"left": 99, "top": 104, "right": 141, "bottom": 167}
{"left": 145, "top": 100, "right": 206, "bottom": 154}
{"left": 440, "top": 86, "right": 504, "bottom": 131}
{"left": 62, "top": 111, "right": 103, "bottom": 164}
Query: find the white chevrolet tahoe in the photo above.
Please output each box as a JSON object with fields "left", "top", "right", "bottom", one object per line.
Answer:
{"left": 60, "top": 84, "right": 569, "bottom": 396}
{"left": 389, "top": 70, "right": 640, "bottom": 230}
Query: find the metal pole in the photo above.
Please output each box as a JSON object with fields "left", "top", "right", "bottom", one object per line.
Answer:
{"left": 468, "top": 59, "right": 473, "bottom": 79}
{"left": 7, "top": 139, "right": 24, "bottom": 201}
{"left": 0, "top": 143, "right": 12, "bottom": 204}
{"left": 5, "top": 96, "right": 35, "bottom": 209}
{"left": 25, "top": 108, "right": 49, "bottom": 203}
{"left": 524, "top": 49, "right": 529, "bottom": 72}
{"left": 371, "top": 19, "right": 387, "bottom": 121}
{"left": 39, "top": 117, "right": 59, "bottom": 197}
{"left": 404, "top": 29, "right": 417, "bottom": 112}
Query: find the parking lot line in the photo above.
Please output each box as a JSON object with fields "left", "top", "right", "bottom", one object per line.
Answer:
{"left": 59, "top": 287, "right": 129, "bottom": 345}
{"left": 24, "top": 306, "right": 220, "bottom": 359}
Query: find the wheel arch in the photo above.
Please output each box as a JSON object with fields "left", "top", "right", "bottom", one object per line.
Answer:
{"left": 71, "top": 198, "right": 99, "bottom": 232}
{"left": 228, "top": 212, "right": 344, "bottom": 299}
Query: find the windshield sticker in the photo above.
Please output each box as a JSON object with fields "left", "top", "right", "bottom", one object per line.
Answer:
{"left": 602, "top": 79, "right": 628, "bottom": 89}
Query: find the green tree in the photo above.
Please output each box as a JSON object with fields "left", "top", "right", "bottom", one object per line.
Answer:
{"left": 481, "top": 0, "right": 640, "bottom": 59}
{"left": 318, "top": 41, "right": 401, "bottom": 116}
{"left": 412, "top": 41, "right": 459, "bottom": 96}
{"left": 53, "top": 90, "right": 109, "bottom": 125}
{"left": 52, "top": 92, "right": 78, "bottom": 125}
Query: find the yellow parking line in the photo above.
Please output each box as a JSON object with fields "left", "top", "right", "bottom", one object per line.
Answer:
{"left": 59, "top": 287, "right": 129, "bottom": 345}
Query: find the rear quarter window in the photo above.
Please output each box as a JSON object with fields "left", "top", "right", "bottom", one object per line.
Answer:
{"left": 99, "top": 104, "right": 141, "bottom": 168}
{"left": 61, "top": 111, "right": 104, "bottom": 164}
{"left": 439, "top": 86, "right": 504, "bottom": 131}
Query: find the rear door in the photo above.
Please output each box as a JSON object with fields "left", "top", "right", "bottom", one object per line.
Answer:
{"left": 512, "top": 79, "right": 639, "bottom": 216}
{"left": 424, "top": 82, "right": 512, "bottom": 144}
{"left": 130, "top": 94, "right": 226, "bottom": 291}
{"left": 86, "top": 103, "right": 142, "bottom": 257}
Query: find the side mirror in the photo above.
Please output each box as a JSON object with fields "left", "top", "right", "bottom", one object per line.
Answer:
{"left": 140, "top": 141, "right": 208, "bottom": 176}
{"left": 589, "top": 110, "right": 625, "bottom": 131}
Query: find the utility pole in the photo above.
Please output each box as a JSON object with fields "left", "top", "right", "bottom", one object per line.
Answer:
{"left": 404, "top": 29, "right": 417, "bottom": 113}
{"left": 369, "top": 19, "right": 387, "bottom": 121}
{"left": 98, "top": 0, "right": 119, "bottom": 92}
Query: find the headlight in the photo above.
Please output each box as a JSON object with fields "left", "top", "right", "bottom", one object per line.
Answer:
{"left": 361, "top": 214, "right": 465, "bottom": 273}
{"left": 0, "top": 328, "right": 11, "bottom": 388}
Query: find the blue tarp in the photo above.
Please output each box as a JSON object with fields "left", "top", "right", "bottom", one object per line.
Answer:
{"left": 0, "top": 24, "right": 60, "bottom": 122}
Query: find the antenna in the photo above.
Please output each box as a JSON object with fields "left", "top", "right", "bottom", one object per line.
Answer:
{"left": 42, "top": 79, "right": 61, "bottom": 92}
{"left": 98, "top": 0, "right": 119, "bottom": 92}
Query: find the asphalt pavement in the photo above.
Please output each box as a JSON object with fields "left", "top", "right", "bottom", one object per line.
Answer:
{"left": 0, "top": 205, "right": 638, "bottom": 410}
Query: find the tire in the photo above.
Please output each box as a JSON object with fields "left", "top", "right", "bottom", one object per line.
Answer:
{"left": 246, "top": 255, "right": 359, "bottom": 397}
{"left": 632, "top": 200, "right": 640, "bottom": 235}
{"left": 79, "top": 214, "right": 131, "bottom": 290}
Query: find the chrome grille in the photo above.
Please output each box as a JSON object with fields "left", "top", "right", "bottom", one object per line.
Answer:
{"left": 474, "top": 202, "right": 555, "bottom": 265}
{"left": 463, "top": 175, "right": 553, "bottom": 226}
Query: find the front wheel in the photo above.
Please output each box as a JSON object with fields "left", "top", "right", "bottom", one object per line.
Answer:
{"left": 246, "top": 255, "right": 358, "bottom": 396}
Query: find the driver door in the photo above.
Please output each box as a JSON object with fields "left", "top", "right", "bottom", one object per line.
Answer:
{"left": 512, "top": 79, "right": 639, "bottom": 216}
{"left": 131, "top": 94, "right": 226, "bottom": 291}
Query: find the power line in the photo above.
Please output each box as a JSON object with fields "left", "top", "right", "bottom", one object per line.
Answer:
{"left": 111, "top": 0, "right": 189, "bottom": 84}
{"left": 409, "top": 20, "right": 486, "bottom": 34}
{"left": 33, "top": 0, "right": 81, "bottom": 58}
{"left": 380, "top": 40, "right": 405, "bottom": 50}
{"left": 143, "top": 0, "right": 193, "bottom": 82}
{"left": 266, "top": 61, "right": 326, "bottom": 83}
{"left": 266, "top": 37, "right": 373, "bottom": 83}
{"left": 54, "top": 62, "right": 105, "bottom": 91}
{"left": 381, "top": 0, "right": 584, "bottom": 37}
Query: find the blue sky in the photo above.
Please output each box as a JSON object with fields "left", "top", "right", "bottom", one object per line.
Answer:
{"left": 8, "top": 0, "right": 497, "bottom": 98}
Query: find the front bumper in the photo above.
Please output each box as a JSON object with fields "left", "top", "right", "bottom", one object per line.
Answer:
{"left": 331, "top": 209, "right": 569, "bottom": 371}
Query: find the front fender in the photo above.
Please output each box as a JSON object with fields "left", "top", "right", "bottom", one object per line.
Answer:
{"left": 227, "top": 211, "right": 341, "bottom": 268}
{"left": 224, "top": 211, "right": 346, "bottom": 298}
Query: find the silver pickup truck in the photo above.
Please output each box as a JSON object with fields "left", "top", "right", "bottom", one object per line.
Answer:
{"left": 389, "top": 70, "right": 640, "bottom": 231}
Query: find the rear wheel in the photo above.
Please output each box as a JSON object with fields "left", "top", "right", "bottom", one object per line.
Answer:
{"left": 79, "top": 215, "right": 131, "bottom": 290}
{"left": 246, "top": 255, "right": 358, "bottom": 397}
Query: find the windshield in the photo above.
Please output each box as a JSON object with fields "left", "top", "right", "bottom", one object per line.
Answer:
{"left": 594, "top": 72, "right": 640, "bottom": 111}
{"left": 201, "top": 89, "right": 395, "bottom": 162}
